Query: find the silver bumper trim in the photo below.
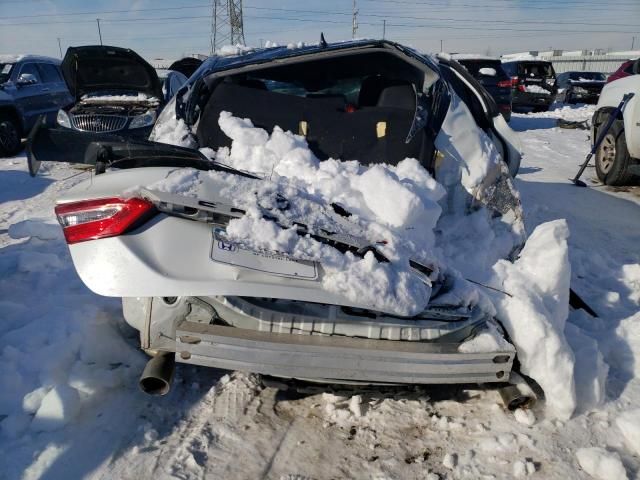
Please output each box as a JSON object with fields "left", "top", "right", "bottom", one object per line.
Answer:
{"left": 175, "top": 322, "right": 514, "bottom": 384}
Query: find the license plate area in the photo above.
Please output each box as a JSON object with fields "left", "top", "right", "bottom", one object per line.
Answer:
{"left": 210, "top": 228, "right": 318, "bottom": 280}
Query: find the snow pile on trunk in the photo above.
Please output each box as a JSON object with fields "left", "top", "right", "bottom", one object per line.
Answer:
{"left": 575, "top": 447, "right": 628, "bottom": 480}
{"left": 490, "top": 220, "right": 577, "bottom": 419}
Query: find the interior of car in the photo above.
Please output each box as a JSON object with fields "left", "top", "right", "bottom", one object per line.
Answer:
{"left": 196, "top": 51, "right": 435, "bottom": 167}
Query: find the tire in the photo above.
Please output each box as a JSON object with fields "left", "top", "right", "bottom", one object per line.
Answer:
{"left": 0, "top": 115, "right": 22, "bottom": 157}
{"left": 595, "top": 118, "right": 636, "bottom": 186}
{"left": 532, "top": 106, "right": 549, "bottom": 113}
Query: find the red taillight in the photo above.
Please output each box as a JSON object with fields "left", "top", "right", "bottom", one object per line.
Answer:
{"left": 517, "top": 85, "right": 526, "bottom": 92}
{"left": 497, "top": 79, "right": 512, "bottom": 88}
{"left": 55, "top": 197, "right": 154, "bottom": 244}
{"left": 511, "top": 76, "right": 519, "bottom": 87}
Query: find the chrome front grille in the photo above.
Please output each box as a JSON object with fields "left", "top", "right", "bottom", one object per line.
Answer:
{"left": 70, "top": 114, "right": 128, "bottom": 133}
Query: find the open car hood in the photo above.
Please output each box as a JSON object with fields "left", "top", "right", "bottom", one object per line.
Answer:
{"left": 62, "top": 45, "right": 162, "bottom": 101}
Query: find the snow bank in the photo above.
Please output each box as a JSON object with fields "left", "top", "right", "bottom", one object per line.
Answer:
{"left": 615, "top": 409, "right": 640, "bottom": 456}
{"left": 0, "top": 228, "right": 145, "bottom": 439}
{"left": 490, "top": 220, "right": 576, "bottom": 419}
{"left": 565, "top": 321, "right": 608, "bottom": 413}
{"left": 575, "top": 447, "right": 627, "bottom": 480}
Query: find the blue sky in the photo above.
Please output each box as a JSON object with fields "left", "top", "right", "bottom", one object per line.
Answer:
{"left": 1, "top": 0, "right": 639, "bottom": 61}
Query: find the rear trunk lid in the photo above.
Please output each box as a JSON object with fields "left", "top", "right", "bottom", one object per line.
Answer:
{"left": 517, "top": 61, "right": 556, "bottom": 94}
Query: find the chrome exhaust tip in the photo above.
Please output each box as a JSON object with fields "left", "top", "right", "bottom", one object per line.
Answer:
{"left": 139, "top": 352, "right": 175, "bottom": 396}
{"left": 499, "top": 372, "right": 537, "bottom": 410}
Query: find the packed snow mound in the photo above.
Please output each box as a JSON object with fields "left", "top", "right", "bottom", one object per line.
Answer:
{"left": 615, "top": 409, "right": 640, "bottom": 456}
{"left": 144, "top": 109, "right": 526, "bottom": 318}
{"left": 575, "top": 447, "right": 628, "bottom": 480}
{"left": 145, "top": 113, "right": 451, "bottom": 316}
{"left": 490, "top": 219, "right": 577, "bottom": 419}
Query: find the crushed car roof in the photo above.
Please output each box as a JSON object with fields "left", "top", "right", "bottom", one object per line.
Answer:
{"left": 193, "top": 39, "right": 439, "bottom": 80}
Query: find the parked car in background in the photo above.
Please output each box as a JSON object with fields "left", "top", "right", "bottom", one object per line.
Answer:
{"left": 56, "top": 45, "right": 167, "bottom": 139}
{"left": 452, "top": 54, "right": 513, "bottom": 121}
{"left": 556, "top": 71, "right": 606, "bottom": 104}
{"left": 156, "top": 69, "right": 188, "bottom": 100}
{"left": 501, "top": 59, "right": 557, "bottom": 112}
{"left": 168, "top": 57, "right": 203, "bottom": 78}
{"left": 592, "top": 75, "right": 640, "bottom": 185}
{"left": 0, "top": 55, "right": 72, "bottom": 156}
{"left": 606, "top": 59, "right": 639, "bottom": 84}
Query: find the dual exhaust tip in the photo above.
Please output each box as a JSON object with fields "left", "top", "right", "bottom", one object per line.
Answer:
{"left": 139, "top": 352, "right": 175, "bottom": 396}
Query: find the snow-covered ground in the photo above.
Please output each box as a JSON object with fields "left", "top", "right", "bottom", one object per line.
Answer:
{"left": 1, "top": 103, "right": 639, "bottom": 479}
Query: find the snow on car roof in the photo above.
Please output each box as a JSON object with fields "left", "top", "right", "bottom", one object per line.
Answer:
{"left": 451, "top": 54, "right": 500, "bottom": 61}
{"left": 0, "top": 54, "right": 60, "bottom": 64}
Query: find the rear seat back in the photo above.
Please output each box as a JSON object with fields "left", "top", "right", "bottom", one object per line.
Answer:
{"left": 196, "top": 81, "right": 425, "bottom": 165}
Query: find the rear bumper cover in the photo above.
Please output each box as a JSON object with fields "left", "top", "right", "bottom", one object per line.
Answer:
{"left": 175, "top": 321, "right": 515, "bottom": 384}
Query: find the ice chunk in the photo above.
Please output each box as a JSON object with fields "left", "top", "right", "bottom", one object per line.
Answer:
{"left": 22, "top": 386, "right": 50, "bottom": 414}
{"left": 490, "top": 220, "right": 576, "bottom": 419}
{"left": 514, "top": 408, "right": 536, "bottom": 427}
{"left": 31, "top": 385, "right": 81, "bottom": 432}
{"left": 442, "top": 452, "right": 457, "bottom": 469}
{"left": 575, "top": 447, "right": 627, "bottom": 480}
{"left": 615, "top": 409, "right": 640, "bottom": 456}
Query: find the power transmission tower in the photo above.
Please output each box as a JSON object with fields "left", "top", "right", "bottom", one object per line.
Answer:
{"left": 210, "top": 0, "right": 245, "bottom": 54}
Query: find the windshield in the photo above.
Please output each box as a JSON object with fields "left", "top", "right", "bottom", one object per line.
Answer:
{"left": 0, "top": 63, "right": 14, "bottom": 83}
{"left": 518, "top": 62, "right": 554, "bottom": 79}
{"left": 568, "top": 72, "right": 605, "bottom": 81}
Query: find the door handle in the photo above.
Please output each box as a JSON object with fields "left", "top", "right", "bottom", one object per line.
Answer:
{"left": 41, "top": 88, "right": 50, "bottom": 92}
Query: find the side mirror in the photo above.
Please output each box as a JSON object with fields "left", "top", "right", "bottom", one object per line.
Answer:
{"left": 162, "top": 71, "right": 188, "bottom": 102}
{"left": 17, "top": 73, "right": 38, "bottom": 86}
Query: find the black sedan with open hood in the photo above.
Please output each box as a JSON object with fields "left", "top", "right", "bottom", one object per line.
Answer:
{"left": 54, "top": 45, "right": 185, "bottom": 139}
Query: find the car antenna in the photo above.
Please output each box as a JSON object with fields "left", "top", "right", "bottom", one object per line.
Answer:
{"left": 320, "top": 33, "right": 328, "bottom": 48}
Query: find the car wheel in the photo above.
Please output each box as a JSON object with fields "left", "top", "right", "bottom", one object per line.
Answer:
{"left": 595, "top": 119, "right": 636, "bottom": 186}
{"left": 0, "top": 116, "right": 22, "bottom": 157}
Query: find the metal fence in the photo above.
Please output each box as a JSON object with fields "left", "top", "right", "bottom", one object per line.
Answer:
{"left": 537, "top": 55, "right": 631, "bottom": 74}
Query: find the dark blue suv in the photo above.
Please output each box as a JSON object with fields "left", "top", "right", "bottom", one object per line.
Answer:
{"left": 452, "top": 55, "right": 513, "bottom": 121}
{"left": 0, "top": 55, "right": 73, "bottom": 156}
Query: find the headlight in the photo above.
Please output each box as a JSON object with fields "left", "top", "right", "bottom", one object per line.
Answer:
{"left": 573, "top": 86, "right": 588, "bottom": 95}
{"left": 129, "top": 111, "right": 157, "bottom": 129}
{"left": 57, "top": 109, "right": 71, "bottom": 128}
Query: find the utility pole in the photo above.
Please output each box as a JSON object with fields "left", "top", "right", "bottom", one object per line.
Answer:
{"left": 382, "top": 19, "right": 386, "bottom": 40}
{"left": 352, "top": 0, "right": 358, "bottom": 39}
{"left": 632, "top": 36, "right": 636, "bottom": 50}
{"left": 96, "top": 18, "right": 103, "bottom": 45}
{"left": 210, "top": 0, "right": 245, "bottom": 53}
{"left": 440, "top": 39, "right": 443, "bottom": 52}
{"left": 57, "top": 37, "right": 62, "bottom": 58}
